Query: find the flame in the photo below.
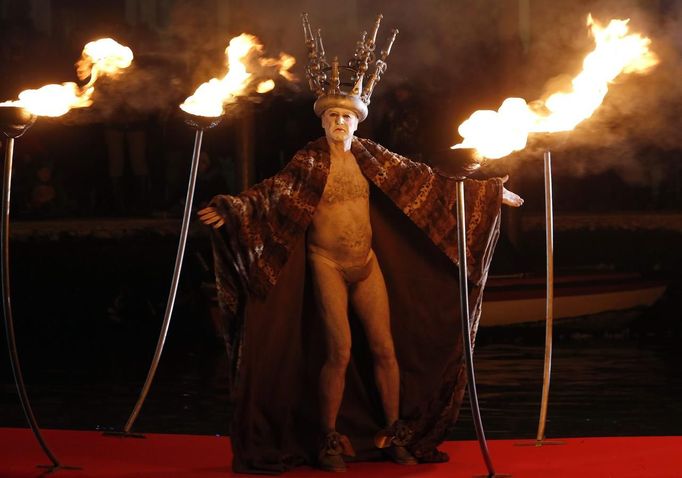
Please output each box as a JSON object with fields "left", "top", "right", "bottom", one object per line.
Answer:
{"left": 77, "top": 38, "right": 134, "bottom": 88}
{"left": 260, "top": 53, "right": 297, "bottom": 82}
{"left": 5, "top": 83, "right": 93, "bottom": 117}
{"left": 452, "top": 15, "right": 659, "bottom": 159}
{"left": 257, "top": 80, "right": 276, "bottom": 94}
{"left": 180, "top": 33, "right": 296, "bottom": 118}
{"left": 1, "top": 38, "right": 133, "bottom": 117}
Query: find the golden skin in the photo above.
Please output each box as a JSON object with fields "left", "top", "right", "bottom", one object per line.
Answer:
{"left": 308, "top": 107, "right": 400, "bottom": 432}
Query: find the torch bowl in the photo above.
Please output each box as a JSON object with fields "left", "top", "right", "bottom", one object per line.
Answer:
{"left": 182, "top": 110, "right": 224, "bottom": 130}
{"left": 429, "top": 147, "right": 483, "bottom": 179}
{"left": 0, "top": 105, "right": 36, "bottom": 138}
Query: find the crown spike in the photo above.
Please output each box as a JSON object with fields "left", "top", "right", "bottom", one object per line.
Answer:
{"left": 367, "top": 14, "right": 383, "bottom": 50}
{"left": 349, "top": 31, "right": 367, "bottom": 69}
{"left": 381, "top": 28, "right": 398, "bottom": 60}
{"left": 362, "top": 28, "right": 398, "bottom": 104}
{"left": 352, "top": 32, "right": 373, "bottom": 95}
{"left": 302, "top": 13, "right": 312, "bottom": 42}
{"left": 316, "top": 29, "right": 326, "bottom": 62}
{"left": 351, "top": 75, "right": 363, "bottom": 97}
{"left": 330, "top": 57, "right": 341, "bottom": 95}
{"left": 302, "top": 12, "right": 326, "bottom": 96}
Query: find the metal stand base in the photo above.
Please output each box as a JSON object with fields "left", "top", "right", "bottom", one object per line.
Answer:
{"left": 515, "top": 439, "right": 565, "bottom": 447}
{"left": 36, "top": 464, "right": 82, "bottom": 473}
{"left": 102, "top": 430, "right": 146, "bottom": 439}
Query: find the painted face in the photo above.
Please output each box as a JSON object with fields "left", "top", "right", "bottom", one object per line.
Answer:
{"left": 321, "top": 107, "right": 359, "bottom": 143}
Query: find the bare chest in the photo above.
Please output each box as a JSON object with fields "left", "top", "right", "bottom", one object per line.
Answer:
{"left": 322, "top": 155, "right": 369, "bottom": 204}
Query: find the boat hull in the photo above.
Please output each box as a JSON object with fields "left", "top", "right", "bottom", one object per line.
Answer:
{"left": 480, "top": 273, "right": 667, "bottom": 327}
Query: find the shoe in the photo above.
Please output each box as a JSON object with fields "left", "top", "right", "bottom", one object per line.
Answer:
{"left": 374, "top": 420, "right": 418, "bottom": 465}
{"left": 318, "top": 431, "right": 355, "bottom": 472}
{"left": 384, "top": 444, "right": 418, "bottom": 465}
{"left": 318, "top": 451, "right": 346, "bottom": 472}
{"left": 417, "top": 447, "right": 449, "bottom": 463}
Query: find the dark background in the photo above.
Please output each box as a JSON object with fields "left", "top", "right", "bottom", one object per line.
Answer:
{"left": 0, "top": 0, "right": 680, "bottom": 441}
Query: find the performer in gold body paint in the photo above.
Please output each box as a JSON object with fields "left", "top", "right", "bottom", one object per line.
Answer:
{"left": 199, "top": 13, "right": 522, "bottom": 473}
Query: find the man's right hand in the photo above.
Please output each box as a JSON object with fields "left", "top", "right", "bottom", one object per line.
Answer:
{"left": 198, "top": 206, "right": 225, "bottom": 229}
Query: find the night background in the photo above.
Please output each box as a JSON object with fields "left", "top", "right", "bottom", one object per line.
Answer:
{"left": 0, "top": 0, "right": 681, "bottom": 467}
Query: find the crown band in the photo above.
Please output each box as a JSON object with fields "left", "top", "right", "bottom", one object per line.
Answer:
{"left": 313, "top": 94, "right": 369, "bottom": 121}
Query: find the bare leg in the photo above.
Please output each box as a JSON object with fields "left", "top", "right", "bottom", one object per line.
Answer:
{"left": 309, "top": 256, "right": 351, "bottom": 432}
{"left": 350, "top": 254, "right": 399, "bottom": 425}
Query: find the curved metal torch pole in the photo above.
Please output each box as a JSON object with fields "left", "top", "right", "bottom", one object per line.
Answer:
{"left": 536, "top": 149, "right": 554, "bottom": 443}
{"left": 122, "top": 128, "right": 205, "bottom": 434}
{"left": 2, "top": 137, "right": 61, "bottom": 468}
{"left": 455, "top": 180, "right": 498, "bottom": 478}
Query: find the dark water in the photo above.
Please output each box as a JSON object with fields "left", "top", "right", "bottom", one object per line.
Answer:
{"left": 3, "top": 335, "right": 682, "bottom": 440}
{"left": 2, "top": 311, "right": 681, "bottom": 441}
{"left": 1, "top": 229, "right": 681, "bottom": 441}
{"left": 455, "top": 340, "right": 682, "bottom": 439}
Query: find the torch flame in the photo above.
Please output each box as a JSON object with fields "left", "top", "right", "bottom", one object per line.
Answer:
{"left": 180, "top": 33, "right": 296, "bottom": 118}
{"left": 0, "top": 38, "right": 133, "bottom": 117}
{"left": 257, "top": 80, "right": 276, "bottom": 94}
{"left": 452, "top": 15, "right": 659, "bottom": 159}
{"left": 77, "top": 38, "right": 134, "bottom": 88}
{"left": 260, "top": 53, "right": 297, "bottom": 82}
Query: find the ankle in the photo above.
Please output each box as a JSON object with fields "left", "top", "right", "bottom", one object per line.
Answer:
{"left": 318, "top": 431, "right": 355, "bottom": 472}
{"left": 374, "top": 419, "right": 414, "bottom": 448}
{"left": 374, "top": 420, "right": 418, "bottom": 466}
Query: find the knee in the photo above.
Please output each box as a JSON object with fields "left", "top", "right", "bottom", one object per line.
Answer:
{"left": 326, "top": 343, "right": 351, "bottom": 369}
{"left": 371, "top": 342, "right": 397, "bottom": 366}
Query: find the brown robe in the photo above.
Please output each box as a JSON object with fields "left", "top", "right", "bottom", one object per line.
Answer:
{"left": 209, "top": 137, "right": 502, "bottom": 473}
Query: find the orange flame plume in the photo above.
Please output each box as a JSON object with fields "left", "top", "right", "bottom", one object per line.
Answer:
{"left": 180, "top": 33, "right": 296, "bottom": 118}
{"left": 452, "top": 15, "right": 659, "bottom": 160}
{"left": 0, "top": 38, "right": 133, "bottom": 118}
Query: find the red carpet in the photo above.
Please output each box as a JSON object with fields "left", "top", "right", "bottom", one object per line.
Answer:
{"left": 1, "top": 428, "right": 681, "bottom": 477}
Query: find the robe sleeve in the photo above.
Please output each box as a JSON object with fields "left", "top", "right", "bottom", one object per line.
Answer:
{"left": 353, "top": 138, "right": 503, "bottom": 286}
{"left": 207, "top": 148, "right": 325, "bottom": 316}
{"left": 441, "top": 173, "right": 503, "bottom": 286}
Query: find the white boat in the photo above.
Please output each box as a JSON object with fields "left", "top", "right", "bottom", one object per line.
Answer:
{"left": 480, "top": 272, "right": 668, "bottom": 327}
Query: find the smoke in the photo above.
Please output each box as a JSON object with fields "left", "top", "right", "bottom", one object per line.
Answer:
{"left": 74, "top": 0, "right": 300, "bottom": 122}
{"left": 61, "top": 0, "right": 682, "bottom": 186}
{"left": 433, "top": 0, "right": 682, "bottom": 186}
{"left": 270, "top": 0, "right": 680, "bottom": 185}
